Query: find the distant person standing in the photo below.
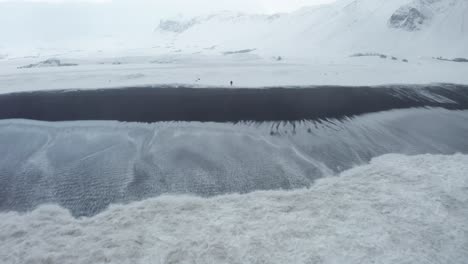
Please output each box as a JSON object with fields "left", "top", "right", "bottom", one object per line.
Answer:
{"left": 230, "top": 81, "right": 233, "bottom": 86}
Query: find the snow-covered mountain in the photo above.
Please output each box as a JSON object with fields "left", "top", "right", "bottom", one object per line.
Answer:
{"left": 155, "top": 0, "right": 468, "bottom": 58}
{"left": 2, "top": 0, "right": 468, "bottom": 91}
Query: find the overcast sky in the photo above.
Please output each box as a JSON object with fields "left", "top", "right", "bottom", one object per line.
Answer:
{"left": 0, "top": 0, "right": 335, "bottom": 47}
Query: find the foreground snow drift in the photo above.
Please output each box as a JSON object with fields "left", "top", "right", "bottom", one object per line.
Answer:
{"left": 1, "top": 153, "right": 467, "bottom": 264}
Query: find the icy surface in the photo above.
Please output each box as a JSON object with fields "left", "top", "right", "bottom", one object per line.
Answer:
{"left": 1, "top": 153, "right": 467, "bottom": 264}
{"left": 1, "top": 108, "right": 468, "bottom": 217}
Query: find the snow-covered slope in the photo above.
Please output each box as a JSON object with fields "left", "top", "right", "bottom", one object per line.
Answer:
{"left": 155, "top": 0, "right": 468, "bottom": 58}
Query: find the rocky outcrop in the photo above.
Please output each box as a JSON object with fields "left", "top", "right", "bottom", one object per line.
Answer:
{"left": 18, "top": 58, "right": 78, "bottom": 69}
{"left": 158, "top": 19, "right": 197, "bottom": 33}
{"left": 389, "top": 6, "right": 427, "bottom": 31}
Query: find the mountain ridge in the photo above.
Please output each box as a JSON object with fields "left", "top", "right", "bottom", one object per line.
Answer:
{"left": 155, "top": 0, "right": 468, "bottom": 58}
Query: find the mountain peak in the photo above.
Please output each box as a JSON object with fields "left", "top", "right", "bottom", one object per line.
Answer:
{"left": 388, "top": 0, "right": 463, "bottom": 31}
{"left": 157, "top": 12, "right": 282, "bottom": 34}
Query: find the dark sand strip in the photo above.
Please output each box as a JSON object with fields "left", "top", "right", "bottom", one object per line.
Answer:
{"left": 0, "top": 84, "right": 467, "bottom": 122}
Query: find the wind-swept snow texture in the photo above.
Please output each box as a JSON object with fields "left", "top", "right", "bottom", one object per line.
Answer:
{"left": 1, "top": 108, "right": 468, "bottom": 217}
{"left": 1, "top": 153, "right": 467, "bottom": 264}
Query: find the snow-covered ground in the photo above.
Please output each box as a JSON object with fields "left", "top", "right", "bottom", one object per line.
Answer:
{"left": 1, "top": 54, "right": 468, "bottom": 94}
{"left": 1, "top": 152, "right": 467, "bottom": 264}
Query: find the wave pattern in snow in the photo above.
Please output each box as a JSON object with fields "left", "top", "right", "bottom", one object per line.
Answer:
{"left": 1, "top": 153, "right": 467, "bottom": 264}
{"left": 1, "top": 108, "right": 468, "bottom": 217}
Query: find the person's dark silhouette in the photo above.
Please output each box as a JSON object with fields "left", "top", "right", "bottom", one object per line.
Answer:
{"left": 230, "top": 81, "right": 233, "bottom": 86}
